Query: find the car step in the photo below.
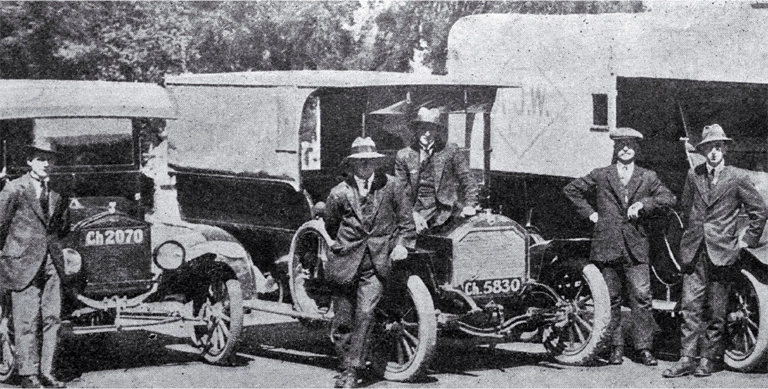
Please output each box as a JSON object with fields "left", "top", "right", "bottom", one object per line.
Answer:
{"left": 243, "top": 299, "right": 330, "bottom": 321}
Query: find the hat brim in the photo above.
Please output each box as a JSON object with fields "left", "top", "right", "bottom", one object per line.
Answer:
{"left": 610, "top": 136, "right": 642, "bottom": 141}
{"left": 696, "top": 137, "right": 732, "bottom": 148}
{"left": 25, "top": 146, "right": 60, "bottom": 155}
{"left": 345, "top": 152, "right": 386, "bottom": 159}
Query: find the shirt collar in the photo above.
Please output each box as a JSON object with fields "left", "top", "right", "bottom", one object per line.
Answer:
{"left": 616, "top": 161, "right": 635, "bottom": 171}
{"left": 354, "top": 174, "right": 372, "bottom": 187}
{"left": 708, "top": 161, "right": 725, "bottom": 175}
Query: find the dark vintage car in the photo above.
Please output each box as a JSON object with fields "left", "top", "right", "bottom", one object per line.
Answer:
{"left": 164, "top": 71, "right": 612, "bottom": 381}
{"left": 0, "top": 80, "right": 258, "bottom": 381}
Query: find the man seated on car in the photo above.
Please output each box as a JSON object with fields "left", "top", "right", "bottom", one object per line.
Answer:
{"left": 394, "top": 107, "right": 478, "bottom": 233}
{"left": 324, "top": 137, "right": 415, "bottom": 388}
{"left": 563, "top": 127, "right": 676, "bottom": 367}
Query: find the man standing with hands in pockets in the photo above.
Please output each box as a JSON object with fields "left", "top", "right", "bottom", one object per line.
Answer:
{"left": 564, "top": 127, "right": 676, "bottom": 367}
{"left": 0, "top": 139, "right": 68, "bottom": 388}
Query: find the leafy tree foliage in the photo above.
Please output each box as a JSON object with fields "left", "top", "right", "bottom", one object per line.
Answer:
{"left": 0, "top": 1, "right": 643, "bottom": 82}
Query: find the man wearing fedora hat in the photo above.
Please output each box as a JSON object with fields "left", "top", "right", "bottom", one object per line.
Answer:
{"left": 564, "top": 127, "right": 676, "bottom": 367}
{"left": 395, "top": 107, "right": 478, "bottom": 233}
{"left": 663, "top": 124, "right": 767, "bottom": 378}
{"left": 0, "top": 139, "right": 68, "bottom": 388}
{"left": 324, "top": 137, "right": 415, "bottom": 388}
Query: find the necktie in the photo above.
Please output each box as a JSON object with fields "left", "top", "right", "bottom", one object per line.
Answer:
{"left": 620, "top": 165, "right": 630, "bottom": 186}
{"left": 707, "top": 169, "right": 715, "bottom": 190}
{"left": 364, "top": 178, "right": 369, "bottom": 191}
{"left": 40, "top": 180, "right": 49, "bottom": 218}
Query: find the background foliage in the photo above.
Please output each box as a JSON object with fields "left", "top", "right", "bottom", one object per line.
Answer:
{"left": 0, "top": 1, "right": 643, "bottom": 82}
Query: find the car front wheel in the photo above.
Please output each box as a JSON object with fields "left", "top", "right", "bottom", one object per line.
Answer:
{"left": 190, "top": 278, "right": 244, "bottom": 365}
{"left": 725, "top": 269, "right": 768, "bottom": 371}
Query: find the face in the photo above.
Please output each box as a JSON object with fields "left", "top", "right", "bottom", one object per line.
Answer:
{"left": 27, "top": 152, "right": 54, "bottom": 179}
{"left": 701, "top": 141, "right": 726, "bottom": 166}
{"left": 352, "top": 158, "right": 376, "bottom": 179}
{"left": 613, "top": 139, "right": 638, "bottom": 163}
{"left": 416, "top": 124, "right": 436, "bottom": 147}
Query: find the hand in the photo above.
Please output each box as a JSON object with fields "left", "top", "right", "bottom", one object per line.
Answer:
{"left": 627, "top": 202, "right": 644, "bottom": 220}
{"left": 461, "top": 206, "right": 477, "bottom": 217}
{"left": 413, "top": 211, "right": 428, "bottom": 233}
{"left": 738, "top": 238, "right": 749, "bottom": 249}
{"left": 390, "top": 244, "right": 408, "bottom": 261}
{"left": 589, "top": 212, "right": 599, "bottom": 224}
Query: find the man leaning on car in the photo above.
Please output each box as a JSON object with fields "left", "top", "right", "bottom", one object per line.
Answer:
{"left": 564, "top": 127, "right": 676, "bottom": 367}
{"left": 0, "top": 139, "right": 68, "bottom": 388}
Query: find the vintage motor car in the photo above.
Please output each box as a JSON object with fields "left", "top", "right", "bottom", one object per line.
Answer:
{"left": 447, "top": 6, "right": 768, "bottom": 371}
{"left": 164, "top": 71, "right": 612, "bottom": 381}
{"left": 0, "top": 80, "right": 258, "bottom": 381}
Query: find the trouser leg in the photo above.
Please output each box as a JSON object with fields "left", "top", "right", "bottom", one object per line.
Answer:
{"left": 40, "top": 256, "right": 61, "bottom": 376}
{"left": 625, "top": 263, "right": 656, "bottom": 350}
{"left": 12, "top": 281, "right": 42, "bottom": 376}
{"left": 679, "top": 251, "right": 708, "bottom": 358}
{"left": 343, "top": 267, "right": 383, "bottom": 368}
{"left": 600, "top": 264, "right": 624, "bottom": 347}
{"left": 701, "top": 262, "right": 734, "bottom": 362}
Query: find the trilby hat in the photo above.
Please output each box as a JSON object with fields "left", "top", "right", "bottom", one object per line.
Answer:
{"left": 411, "top": 107, "right": 446, "bottom": 129}
{"left": 25, "top": 138, "right": 59, "bottom": 155}
{"left": 346, "top": 137, "right": 385, "bottom": 159}
{"left": 609, "top": 127, "right": 643, "bottom": 140}
{"left": 696, "top": 124, "right": 732, "bottom": 148}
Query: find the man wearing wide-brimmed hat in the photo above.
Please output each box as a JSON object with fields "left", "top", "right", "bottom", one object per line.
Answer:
{"left": 394, "top": 107, "right": 478, "bottom": 233}
{"left": 0, "top": 139, "right": 68, "bottom": 388}
{"left": 663, "top": 124, "right": 767, "bottom": 379}
{"left": 324, "top": 137, "right": 415, "bottom": 388}
{"left": 564, "top": 127, "right": 676, "bottom": 367}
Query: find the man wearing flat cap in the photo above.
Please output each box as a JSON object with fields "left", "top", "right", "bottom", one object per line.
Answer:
{"left": 663, "top": 124, "right": 767, "bottom": 378}
{"left": 324, "top": 137, "right": 415, "bottom": 388}
{"left": 0, "top": 139, "right": 68, "bottom": 388}
{"left": 395, "top": 107, "right": 478, "bottom": 233}
{"left": 564, "top": 127, "right": 676, "bottom": 367}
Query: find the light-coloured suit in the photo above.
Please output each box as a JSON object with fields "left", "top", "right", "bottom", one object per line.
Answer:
{"left": 0, "top": 173, "right": 68, "bottom": 376}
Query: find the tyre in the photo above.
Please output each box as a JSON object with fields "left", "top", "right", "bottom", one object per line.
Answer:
{"left": 725, "top": 270, "right": 768, "bottom": 372}
{"left": 289, "top": 227, "right": 333, "bottom": 319}
{"left": 0, "top": 301, "right": 15, "bottom": 383}
{"left": 543, "top": 263, "right": 611, "bottom": 365}
{"left": 190, "top": 278, "right": 243, "bottom": 365}
{"left": 370, "top": 275, "right": 437, "bottom": 382}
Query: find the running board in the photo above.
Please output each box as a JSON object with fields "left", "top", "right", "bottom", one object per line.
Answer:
{"left": 243, "top": 299, "right": 332, "bottom": 322}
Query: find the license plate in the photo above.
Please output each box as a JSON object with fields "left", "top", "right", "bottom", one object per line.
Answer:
{"left": 463, "top": 278, "right": 522, "bottom": 296}
{"left": 83, "top": 228, "right": 145, "bottom": 246}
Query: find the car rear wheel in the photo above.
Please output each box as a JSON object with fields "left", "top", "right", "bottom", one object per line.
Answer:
{"left": 370, "top": 275, "right": 437, "bottom": 382}
{"left": 725, "top": 269, "right": 768, "bottom": 372}
{"left": 543, "top": 262, "right": 611, "bottom": 365}
{"left": 190, "top": 278, "right": 243, "bottom": 365}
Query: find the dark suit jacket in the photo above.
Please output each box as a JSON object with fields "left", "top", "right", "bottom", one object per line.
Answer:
{"left": 324, "top": 173, "right": 416, "bottom": 285}
{"left": 0, "top": 173, "right": 67, "bottom": 291}
{"left": 564, "top": 165, "right": 676, "bottom": 264}
{"left": 679, "top": 164, "right": 768, "bottom": 268}
{"left": 394, "top": 141, "right": 479, "bottom": 212}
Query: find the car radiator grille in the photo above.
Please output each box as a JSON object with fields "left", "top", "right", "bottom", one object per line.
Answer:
{"left": 452, "top": 229, "right": 527, "bottom": 287}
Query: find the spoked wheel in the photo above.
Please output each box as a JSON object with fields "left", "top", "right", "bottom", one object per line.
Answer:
{"left": 0, "top": 300, "right": 15, "bottom": 383}
{"left": 725, "top": 270, "right": 768, "bottom": 372}
{"left": 370, "top": 275, "right": 436, "bottom": 382}
{"left": 543, "top": 263, "right": 611, "bottom": 365}
{"left": 190, "top": 278, "right": 243, "bottom": 365}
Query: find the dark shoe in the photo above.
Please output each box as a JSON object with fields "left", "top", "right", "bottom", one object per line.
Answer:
{"left": 19, "top": 375, "right": 43, "bottom": 388}
{"left": 662, "top": 356, "right": 696, "bottom": 378}
{"left": 39, "top": 374, "right": 66, "bottom": 388}
{"left": 694, "top": 358, "right": 718, "bottom": 377}
{"left": 608, "top": 346, "right": 624, "bottom": 365}
{"left": 639, "top": 349, "right": 658, "bottom": 366}
{"left": 334, "top": 368, "right": 358, "bottom": 389}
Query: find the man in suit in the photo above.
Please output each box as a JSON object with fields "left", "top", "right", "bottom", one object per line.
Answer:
{"left": 564, "top": 127, "right": 676, "bottom": 366}
{"left": 325, "top": 137, "right": 415, "bottom": 388}
{"left": 663, "top": 124, "right": 767, "bottom": 378}
{"left": 394, "top": 107, "right": 478, "bottom": 233}
{"left": 0, "top": 139, "right": 68, "bottom": 388}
